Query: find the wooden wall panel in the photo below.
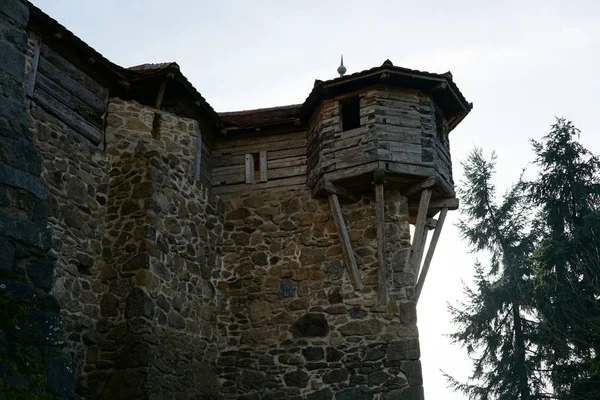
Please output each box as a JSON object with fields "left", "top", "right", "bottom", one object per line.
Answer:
{"left": 30, "top": 43, "right": 107, "bottom": 146}
{"left": 212, "top": 130, "right": 308, "bottom": 193}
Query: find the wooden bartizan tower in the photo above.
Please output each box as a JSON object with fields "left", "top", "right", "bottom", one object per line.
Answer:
{"left": 303, "top": 58, "right": 472, "bottom": 304}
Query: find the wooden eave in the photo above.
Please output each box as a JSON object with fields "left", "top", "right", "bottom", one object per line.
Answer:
{"left": 300, "top": 63, "right": 473, "bottom": 132}
{"left": 26, "top": 2, "right": 221, "bottom": 128}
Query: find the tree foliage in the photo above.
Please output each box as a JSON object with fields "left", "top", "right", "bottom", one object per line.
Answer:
{"left": 528, "top": 118, "right": 600, "bottom": 399}
{"left": 448, "top": 118, "right": 600, "bottom": 399}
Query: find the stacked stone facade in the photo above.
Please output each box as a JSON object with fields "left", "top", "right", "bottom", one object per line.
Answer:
{"left": 24, "top": 90, "right": 425, "bottom": 398}
{"left": 0, "top": 1, "right": 76, "bottom": 398}
{"left": 217, "top": 189, "right": 422, "bottom": 399}
{"left": 25, "top": 96, "right": 226, "bottom": 398}
{"left": 1, "top": 3, "right": 471, "bottom": 399}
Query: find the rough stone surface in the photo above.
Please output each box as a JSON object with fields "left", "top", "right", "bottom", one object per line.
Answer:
{"left": 216, "top": 188, "right": 420, "bottom": 399}
{"left": 336, "top": 386, "right": 374, "bottom": 400}
{"left": 0, "top": 3, "right": 75, "bottom": 398}
{"left": 11, "top": 11, "right": 428, "bottom": 399}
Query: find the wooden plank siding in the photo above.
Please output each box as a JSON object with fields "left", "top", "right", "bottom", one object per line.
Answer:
{"left": 307, "top": 88, "right": 444, "bottom": 193}
{"left": 31, "top": 43, "right": 107, "bottom": 145}
{"left": 212, "top": 86, "right": 454, "bottom": 196}
{"left": 211, "top": 129, "right": 308, "bottom": 193}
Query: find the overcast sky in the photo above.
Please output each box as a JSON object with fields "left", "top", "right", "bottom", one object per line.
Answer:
{"left": 34, "top": 0, "right": 600, "bottom": 398}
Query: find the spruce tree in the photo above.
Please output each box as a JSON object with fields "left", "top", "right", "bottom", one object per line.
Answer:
{"left": 527, "top": 118, "right": 600, "bottom": 399}
{"left": 447, "top": 149, "right": 543, "bottom": 399}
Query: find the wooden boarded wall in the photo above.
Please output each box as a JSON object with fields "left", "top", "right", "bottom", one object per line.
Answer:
{"left": 25, "top": 34, "right": 108, "bottom": 146}
{"left": 307, "top": 88, "right": 442, "bottom": 191}
{"left": 432, "top": 112, "right": 453, "bottom": 187}
{"left": 212, "top": 130, "right": 307, "bottom": 195}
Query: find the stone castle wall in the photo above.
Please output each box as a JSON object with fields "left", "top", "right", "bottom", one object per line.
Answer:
{"left": 216, "top": 189, "right": 423, "bottom": 399}
{"left": 0, "top": 1, "right": 76, "bottom": 397}
{"left": 26, "top": 95, "right": 225, "bottom": 398}
{"left": 25, "top": 91, "right": 426, "bottom": 398}
{"left": 18, "top": 16, "right": 426, "bottom": 399}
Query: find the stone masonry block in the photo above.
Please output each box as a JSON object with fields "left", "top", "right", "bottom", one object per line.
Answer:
{"left": 0, "top": 0, "right": 29, "bottom": 27}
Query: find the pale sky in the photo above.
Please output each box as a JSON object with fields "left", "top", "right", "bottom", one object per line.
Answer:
{"left": 34, "top": 0, "right": 600, "bottom": 398}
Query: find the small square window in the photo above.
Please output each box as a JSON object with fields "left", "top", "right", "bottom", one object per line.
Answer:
{"left": 340, "top": 96, "right": 360, "bottom": 132}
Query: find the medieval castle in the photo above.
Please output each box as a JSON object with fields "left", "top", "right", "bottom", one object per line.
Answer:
{"left": 0, "top": 1, "right": 471, "bottom": 399}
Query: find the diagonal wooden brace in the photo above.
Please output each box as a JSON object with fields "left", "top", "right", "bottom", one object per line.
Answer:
{"left": 415, "top": 208, "right": 448, "bottom": 302}
{"left": 409, "top": 188, "right": 432, "bottom": 284}
{"left": 328, "top": 193, "right": 363, "bottom": 291}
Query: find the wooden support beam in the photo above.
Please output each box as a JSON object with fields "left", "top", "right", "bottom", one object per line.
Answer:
{"left": 412, "top": 228, "right": 429, "bottom": 284}
{"left": 259, "top": 151, "right": 267, "bottom": 182}
{"left": 425, "top": 218, "right": 437, "bottom": 230}
{"left": 154, "top": 79, "right": 168, "bottom": 109}
{"left": 321, "top": 181, "right": 351, "bottom": 197}
{"left": 430, "top": 81, "right": 448, "bottom": 92}
{"left": 244, "top": 154, "right": 253, "bottom": 184}
{"left": 375, "top": 183, "right": 387, "bottom": 305}
{"left": 416, "top": 208, "right": 448, "bottom": 302}
{"left": 193, "top": 128, "right": 202, "bottom": 181}
{"left": 408, "top": 188, "right": 432, "bottom": 280}
{"left": 428, "top": 197, "right": 459, "bottom": 210}
{"left": 26, "top": 40, "right": 41, "bottom": 99}
{"left": 328, "top": 193, "right": 363, "bottom": 291}
{"left": 405, "top": 176, "right": 436, "bottom": 197}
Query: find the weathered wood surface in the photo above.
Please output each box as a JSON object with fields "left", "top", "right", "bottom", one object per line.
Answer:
{"left": 193, "top": 129, "right": 202, "bottom": 181}
{"left": 214, "top": 137, "right": 306, "bottom": 156}
{"left": 39, "top": 43, "right": 107, "bottom": 100}
{"left": 413, "top": 228, "right": 429, "bottom": 283}
{"left": 408, "top": 188, "right": 432, "bottom": 281}
{"left": 212, "top": 130, "right": 307, "bottom": 189}
{"left": 35, "top": 74, "right": 103, "bottom": 128}
{"left": 307, "top": 88, "right": 449, "bottom": 194}
{"left": 213, "top": 130, "right": 305, "bottom": 153}
{"left": 259, "top": 151, "right": 268, "bottom": 182}
{"left": 213, "top": 176, "right": 306, "bottom": 195}
{"left": 424, "top": 197, "right": 459, "bottom": 210}
{"left": 32, "top": 44, "right": 107, "bottom": 145}
{"left": 375, "top": 183, "right": 387, "bottom": 305}
{"left": 269, "top": 165, "right": 306, "bottom": 180}
{"left": 328, "top": 193, "right": 363, "bottom": 291}
{"left": 415, "top": 208, "right": 448, "bottom": 302}
{"left": 405, "top": 176, "right": 436, "bottom": 197}
{"left": 213, "top": 147, "right": 305, "bottom": 168}
{"left": 33, "top": 86, "right": 102, "bottom": 144}
{"left": 25, "top": 40, "right": 40, "bottom": 98}
{"left": 37, "top": 55, "right": 106, "bottom": 112}
{"left": 155, "top": 79, "right": 168, "bottom": 109}
{"left": 244, "top": 154, "right": 253, "bottom": 184}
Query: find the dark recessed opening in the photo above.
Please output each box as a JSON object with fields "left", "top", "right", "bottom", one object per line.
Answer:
{"left": 252, "top": 152, "right": 260, "bottom": 182}
{"left": 340, "top": 96, "right": 360, "bottom": 132}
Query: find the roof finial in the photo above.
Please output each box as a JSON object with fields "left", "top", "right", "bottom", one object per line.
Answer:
{"left": 337, "top": 54, "right": 347, "bottom": 77}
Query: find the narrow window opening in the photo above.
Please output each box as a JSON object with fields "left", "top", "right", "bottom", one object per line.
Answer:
{"left": 252, "top": 152, "right": 261, "bottom": 182}
{"left": 245, "top": 151, "right": 268, "bottom": 184}
{"left": 340, "top": 96, "right": 360, "bottom": 132}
